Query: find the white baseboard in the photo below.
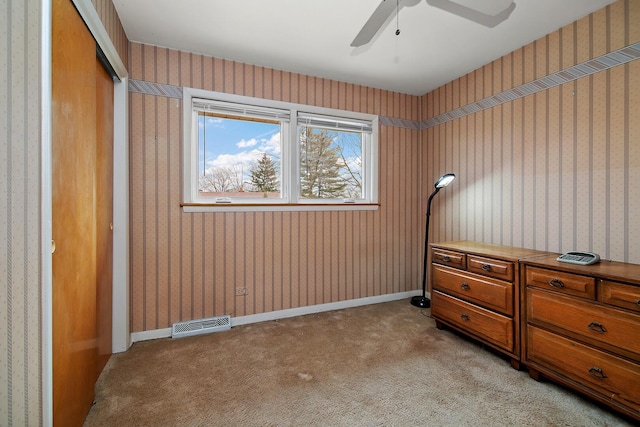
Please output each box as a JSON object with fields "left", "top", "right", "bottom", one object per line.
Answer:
{"left": 131, "top": 327, "right": 172, "bottom": 343}
{"left": 130, "top": 290, "right": 424, "bottom": 343}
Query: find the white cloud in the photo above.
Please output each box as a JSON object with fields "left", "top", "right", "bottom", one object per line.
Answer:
{"left": 260, "top": 132, "right": 280, "bottom": 154}
{"left": 208, "top": 151, "right": 261, "bottom": 169}
{"left": 205, "top": 132, "right": 282, "bottom": 173}
{"left": 208, "top": 149, "right": 278, "bottom": 168}
{"left": 235, "top": 132, "right": 280, "bottom": 151}
{"left": 237, "top": 138, "right": 258, "bottom": 148}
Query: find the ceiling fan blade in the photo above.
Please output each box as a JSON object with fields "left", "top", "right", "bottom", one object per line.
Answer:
{"left": 426, "top": 0, "right": 516, "bottom": 27}
{"left": 447, "top": 0, "right": 514, "bottom": 16}
{"left": 351, "top": 0, "right": 398, "bottom": 47}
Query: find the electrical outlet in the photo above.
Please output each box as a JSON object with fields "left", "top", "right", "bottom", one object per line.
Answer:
{"left": 235, "top": 287, "right": 247, "bottom": 296}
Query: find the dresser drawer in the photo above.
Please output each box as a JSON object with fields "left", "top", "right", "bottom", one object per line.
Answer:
{"left": 525, "top": 266, "right": 596, "bottom": 299}
{"left": 432, "top": 265, "right": 514, "bottom": 315}
{"left": 432, "top": 291, "right": 514, "bottom": 352}
{"left": 527, "top": 325, "right": 640, "bottom": 414}
{"left": 598, "top": 280, "right": 640, "bottom": 314}
{"left": 526, "top": 288, "right": 640, "bottom": 358}
{"left": 468, "top": 255, "right": 514, "bottom": 282}
{"left": 432, "top": 248, "right": 466, "bottom": 270}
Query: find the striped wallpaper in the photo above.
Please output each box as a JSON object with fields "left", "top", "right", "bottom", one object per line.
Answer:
{"left": 91, "top": 0, "right": 128, "bottom": 71}
{"left": 1, "top": 0, "right": 44, "bottom": 425}
{"left": 128, "top": 43, "right": 423, "bottom": 332}
{"left": 424, "top": 0, "right": 640, "bottom": 265}
{"left": 128, "top": 0, "right": 640, "bottom": 333}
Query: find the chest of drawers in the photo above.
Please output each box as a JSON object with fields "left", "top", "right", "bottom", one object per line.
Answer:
{"left": 521, "top": 256, "right": 640, "bottom": 421}
{"left": 430, "top": 241, "right": 547, "bottom": 369}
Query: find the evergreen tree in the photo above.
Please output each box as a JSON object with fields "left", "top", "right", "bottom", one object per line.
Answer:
{"left": 299, "top": 128, "right": 347, "bottom": 198}
{"left": 249, "top": 153, "right": 279, "bottom": 193}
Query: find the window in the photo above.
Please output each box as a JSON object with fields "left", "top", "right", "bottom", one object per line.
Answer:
{"left": 297, "top": 113, "right": 373, "bottom": 203}
{"left": 183, "top": 88, "right": 378, "bottom": 211}
{"left": 192, "top": 99, "right": 289, "bottom": 202}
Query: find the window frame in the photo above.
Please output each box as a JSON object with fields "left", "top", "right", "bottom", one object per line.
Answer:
{"left": 182, "top": 87, "right": 378, "bottom": 212}
{"left": 191, "top": 98, "right": 290, "bottom": 204}
{"left": 296, "top": 112, "right": 374, "bottom": 204}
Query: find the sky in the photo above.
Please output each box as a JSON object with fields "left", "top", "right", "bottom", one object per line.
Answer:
{"left": 198, "top": 115, "right": 281, "bottom": 178}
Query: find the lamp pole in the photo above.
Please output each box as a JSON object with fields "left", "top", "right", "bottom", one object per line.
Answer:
{"left": 411, "top": 173, "right": 455, "bottom": 309}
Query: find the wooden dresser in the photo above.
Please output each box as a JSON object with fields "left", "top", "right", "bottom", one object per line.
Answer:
{"left": 521, "top": 255, "right": 640, "bottom": 421}
{"left": 430, "top": 241, "right": 548, "bottom": 369}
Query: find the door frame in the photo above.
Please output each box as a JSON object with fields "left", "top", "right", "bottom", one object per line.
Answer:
{"left": 42, "top": 1, "right": 129, "bottom": 425}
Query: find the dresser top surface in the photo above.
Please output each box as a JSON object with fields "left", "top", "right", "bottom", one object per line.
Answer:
{"left": 521, "top": 253, "right": 640, "bottom": 286}
{"left": 431, "top": 240, "right": 550, "bottom": 262}
{"left": 432, "top": 241, "right": 640, "bottom": 287}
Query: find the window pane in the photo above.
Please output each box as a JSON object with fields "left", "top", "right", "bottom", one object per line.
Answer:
{"left": 198, "top": 112, "right": 282, "bottom": 198}
{"left": 299, "top": 126, "right": 363, "bottom": 199}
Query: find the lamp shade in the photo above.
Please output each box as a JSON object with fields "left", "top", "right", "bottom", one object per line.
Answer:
{"left": 434, "top": 173, "right": 455, "bottom": 188}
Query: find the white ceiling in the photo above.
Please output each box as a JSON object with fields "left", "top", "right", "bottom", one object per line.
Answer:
{"left": 112, "top": 0, "right": 616, "bottom": 96}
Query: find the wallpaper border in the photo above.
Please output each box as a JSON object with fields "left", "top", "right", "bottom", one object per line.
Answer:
{"left": 127, "top": 79, "right": 422, "bottom": 130}
{"left": 422, "top": 41, "right": 640, "bottom": 129}
{"left": 128, "top": 79, "right": 182, "bottom": 98}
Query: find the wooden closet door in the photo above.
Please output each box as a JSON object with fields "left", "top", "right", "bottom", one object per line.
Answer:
{"left": 96, "top": 57, "right": 114, "bottom": 375}
{"left": 52, "top": 0, "right": 98, "bottom": 424}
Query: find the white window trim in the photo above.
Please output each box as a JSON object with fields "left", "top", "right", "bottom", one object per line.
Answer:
{"left": 182, "top": 87, "right": 379, "bottom": 212}
{"left": 190, "top": 97, "right": 291, "bottom": 206}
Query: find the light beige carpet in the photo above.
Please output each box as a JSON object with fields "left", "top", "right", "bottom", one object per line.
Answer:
{"left": 84, "top": 300, "right": 634, "bottom": 426}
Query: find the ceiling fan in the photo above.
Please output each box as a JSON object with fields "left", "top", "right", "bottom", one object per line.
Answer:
{"left": 350, "top": 0, "right": 516, "bottom": 47}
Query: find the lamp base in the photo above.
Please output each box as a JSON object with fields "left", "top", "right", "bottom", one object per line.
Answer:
{"left": 410, "top": 295, "right": 431, "bottom": 308}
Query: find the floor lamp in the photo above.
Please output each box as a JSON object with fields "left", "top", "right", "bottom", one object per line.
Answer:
{"left": 411, "top": 173, "right": 456, "bottom": 308}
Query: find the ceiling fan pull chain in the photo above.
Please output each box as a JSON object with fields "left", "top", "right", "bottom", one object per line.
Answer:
{"left": 395, "top": 0, "right": 400, "bottom": 36}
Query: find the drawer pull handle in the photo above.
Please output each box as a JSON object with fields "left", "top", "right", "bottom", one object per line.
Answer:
{"left": 588, "top": 367, "right": 607, "bottom": 380}
{"left": 461, "top": 313, "right": 470, "bottom": 321}
{"left": 636, "top": 300, "right": 640, "bottom": 307}
{"left": 460, "top": 282, "right": 470, "bottom": 291}
{"left": 481, "top": 264, "right": 492, "bottom": 272}
{"left": 442, "top": 255, "right": 451, "bottom": 262}
{"left": 587, "top": 321, "right": 607, "bottom": 333}
{"left": 548, "top": 278, "right": 564, "bottom": 288}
